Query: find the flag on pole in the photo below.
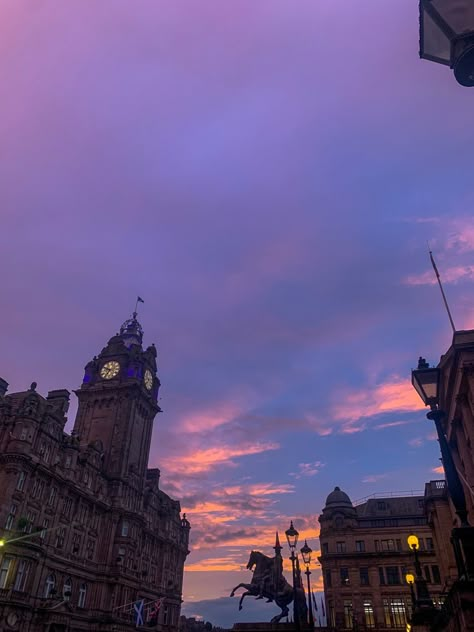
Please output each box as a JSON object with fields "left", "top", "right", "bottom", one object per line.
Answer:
{"left": 137, "top": 296, "right": 144, "bottom": 304}
{"left": 147, "top": 597, "right": 163, "bottom": 622}
{"left": 134, "top": 599, "right": 144, "bottom": 627}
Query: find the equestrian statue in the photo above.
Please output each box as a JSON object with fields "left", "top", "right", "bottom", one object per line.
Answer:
{"left": 230, "top": 532, "right": 308, "bottom": 624}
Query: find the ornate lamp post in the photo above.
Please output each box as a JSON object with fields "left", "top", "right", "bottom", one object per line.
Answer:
{"left": 412, "top": 357, "right": 474, "bottom": 578}
{"left": 407, "top": 534, "right": 434, "bottom": 609}
{"left": 285, "top": 521, "right": 300, "bottom": 632}
{"left": 419, "top": 0, "right": 474, "bottom": 86}
{"left": 300, "top": 540, "right": 314, "bottom": 628}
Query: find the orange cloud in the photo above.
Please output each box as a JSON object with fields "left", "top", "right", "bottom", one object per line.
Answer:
{"left": 432, "top": 465, "right": 444, "bottom": 474}
{"left": 331, "top": 376, "right": 421, "bottom": 432}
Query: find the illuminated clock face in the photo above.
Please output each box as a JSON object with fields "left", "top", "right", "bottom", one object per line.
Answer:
{"left": 100, "top": 361, "right": 120, "bottom": 380}
{"left": 144, "top": 369, "right": 153, "bottom": 390}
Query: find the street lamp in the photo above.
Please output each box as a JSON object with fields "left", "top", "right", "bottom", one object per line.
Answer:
{"left": 405, "top": 573, "right": 416, "bottom": 612}
{"left": 412, "top": 357, "right": 474, "bottom": 578}
{"left": 407, "top": 534, "right": 434, "bottom": 609}
{"left": 285, "top": 521, "right": 300, "bottom": 632}
{"left": 300, "top": 540, "right": 314, "bottom": 628}
{"left": 419, "top": 0, "right": 474, "bottom": 86}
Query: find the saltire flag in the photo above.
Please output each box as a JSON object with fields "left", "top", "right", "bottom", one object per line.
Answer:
{"left": 320, "top": 597, "right": 325, "bottom": 617}
{"left": 137, "top": 296, "right": 145, "bottom": 303}
{"left": 147, "top": 597, "right": 163, "bottom": 622}
{"left": 312, "top": 592, "right": 318, "bottom": 612}
{"left": 134, "top": 599, "right": 145, "bottom": 627}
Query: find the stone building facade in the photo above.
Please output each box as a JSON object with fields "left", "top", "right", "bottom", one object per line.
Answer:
{"left": 318, "top": 487, "right": 445, "bottom": 630}
{"left": 0, "top": 313, "right": 190, "bottom": 632}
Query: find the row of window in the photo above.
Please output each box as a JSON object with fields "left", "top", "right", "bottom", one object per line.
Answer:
{"left": 325, "top": 564, "right": 441, "bottom": 588}
{"left": 0, "top": 556, "right": 87, "bottom": 606}
{"left": 323, "top": 536, "right": 434, "bottom": 555}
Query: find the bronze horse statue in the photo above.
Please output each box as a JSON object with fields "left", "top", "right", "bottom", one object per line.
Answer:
{"left": 230, "top": 550, "right": 307, "bottom": 624}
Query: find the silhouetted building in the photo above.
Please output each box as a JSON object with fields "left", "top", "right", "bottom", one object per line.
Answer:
{"left": 319, "top": 487, "right": 445, "bottom": 630}
{"left": 0, "top": 313, "right": 190, "bottom": 631}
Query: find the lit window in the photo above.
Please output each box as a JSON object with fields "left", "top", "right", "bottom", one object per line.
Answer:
{"left": 343, "top": 600, "right": 353, "bottom": 628}
{"left": 364, "top": 600, "right": 375, "bottom": 628}
{"left": 390, "top": 598, "right": 407, "bottom": 627}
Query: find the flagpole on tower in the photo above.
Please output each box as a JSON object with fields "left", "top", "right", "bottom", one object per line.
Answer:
{"left": 134, "top": 296, "right": 145, "bottom": 318}
{"left": 428, "top": 247, "right": 456, "bottom": 333}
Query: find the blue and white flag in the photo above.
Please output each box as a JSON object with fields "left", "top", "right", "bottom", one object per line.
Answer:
{"left": 134, "top": 599, "right": 144, "bottom": 627}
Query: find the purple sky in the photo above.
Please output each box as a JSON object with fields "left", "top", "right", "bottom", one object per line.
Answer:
{"left": 2, "top": 1, "right": 474, "bottom": 627}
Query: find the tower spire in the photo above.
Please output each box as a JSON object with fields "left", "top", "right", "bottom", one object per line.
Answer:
{"left": 274, "top": 531, "right": 282, "bottom": 556}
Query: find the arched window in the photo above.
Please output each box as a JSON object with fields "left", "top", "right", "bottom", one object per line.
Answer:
{"left": 63, "top": 577, "right": 72, "bottom": 599}
{"left": 44, "top": 573, "right": 56, "bottom": 598}
{"left": 78, "top": 583, "right": 87, "bottom": 608}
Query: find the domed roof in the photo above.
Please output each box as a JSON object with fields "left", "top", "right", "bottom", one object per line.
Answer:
{"left": 325, "top": 486, "right": 352, "bottom": 508}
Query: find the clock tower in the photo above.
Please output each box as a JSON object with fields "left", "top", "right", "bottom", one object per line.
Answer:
{"left": 72, "top": 311, "right": 161, "bottom": 484}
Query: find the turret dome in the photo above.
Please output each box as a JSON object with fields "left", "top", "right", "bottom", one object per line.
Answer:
{"left": 325, "top": 486, "right": 352, "bottom": 508}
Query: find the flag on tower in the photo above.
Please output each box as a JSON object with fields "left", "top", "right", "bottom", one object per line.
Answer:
{"left": 137, "top": 296, "right": 144, "bottom": 304}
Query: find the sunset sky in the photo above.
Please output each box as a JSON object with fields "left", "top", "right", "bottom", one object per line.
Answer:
{"left": 1, "top": 1, "right": 474, "bottom": 628}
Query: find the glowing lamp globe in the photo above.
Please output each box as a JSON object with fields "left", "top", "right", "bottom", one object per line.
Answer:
{"left": 0, "top": 540, "right": 4, "bottom": 547}
{"left": 407, "top": 534, "right": 420, "bottom": 550}
{"left": 405, "top": 573, "right": 415, "bottom": 585}
{"left": 420, "top": 0, "right": 474, "bottom": 86}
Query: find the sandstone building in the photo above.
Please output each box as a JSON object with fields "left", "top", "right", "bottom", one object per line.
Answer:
{"left": 0, "top": 313, "right": 190, "bottom": 631}
{"left": 319, "top": 486, "right": 445, "bottom": 630}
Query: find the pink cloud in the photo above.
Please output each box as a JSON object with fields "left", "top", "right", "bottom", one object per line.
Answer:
{"left": 161, "top": 442, "right": 279, "bottom": 475}
{"left": 405, "top": 265, "right": 474, "bottom": 286}
{"left": 362, "top": 473, "right": 388, "bottom": 484}
{"left": 408, "top": 437, "right": 423, "bottom": 447}
{"left": 331, "top": 376, "right": 421, "bottom": 432}
{"left": 289, "top": 461, "right": 324, "bottom": 479}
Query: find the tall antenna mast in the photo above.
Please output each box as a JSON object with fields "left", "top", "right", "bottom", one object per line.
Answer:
{"left": 428, "top": 246, "right": 456, "bottom": 333}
